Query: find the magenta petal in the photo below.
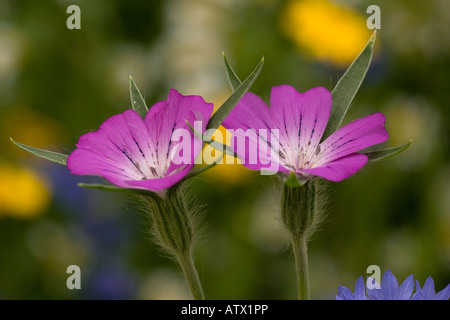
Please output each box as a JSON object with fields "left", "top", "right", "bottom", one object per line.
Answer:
{"left": 67, "top": 148, "right": 136, "bottom": 188}
{"left": 317, "top": 113, "right": 388, "bottom": 165}
{"left": 229, "top": 128, "right": 289, "bottom": 173}
{"left": 270, "top": 85, "right": 332, "bottom": 161}
{"left": 125, "top": 164, "right": 194, "bottom": 191}
{"left": 67, "top": 110, "right": 153, "bottom": 181}
{"left": 76, "top": 110, "right": 151, "bottom": 167}
{"left": 222, "top": 92, "right": 286, "bottom": 171}
{"left": 222, "top": 92, "right": 278, "bottom": 132}
{"left": 68, "top": 90, "right": 213, "bottom": 192}
{"left": 146, "top": 89, "right": 213, "bottom": 135}
{"left": 145, "top": 89, "right": 213, "bottom": 169}
{"left": 302, "top": 153, "right": 368, "bottom": 182}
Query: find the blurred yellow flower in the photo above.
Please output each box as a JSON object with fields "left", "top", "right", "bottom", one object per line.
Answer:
{"left": 280, "top": 0, "right": 372, "bottom": 66}
{"left": 199, "top": 98, "right": 253, "bottom": 185}
{"left": 0, "top": 162, "right": 51, "bottom": 219}
{"left": 1, "top": 107, "right": 65, "bottom": 157}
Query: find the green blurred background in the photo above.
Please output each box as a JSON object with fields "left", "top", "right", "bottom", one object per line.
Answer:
{"left": 0, "top": 0, "right": 449, "bottom": 299}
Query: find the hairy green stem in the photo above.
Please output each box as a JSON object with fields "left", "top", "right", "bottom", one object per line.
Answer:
{"left": 176, "top": 252, "right": 205, "bottom": 300}
{"left": 140, "top": 184, "right": 205, "bottom": 300}
{"left": 292, "top": 237, "right": 310, "bottom": 300}
{"left": 282, "top": 180, "right": 319, "bottom": 300}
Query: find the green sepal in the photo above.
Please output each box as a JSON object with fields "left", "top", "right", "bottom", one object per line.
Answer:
{"left": 363, "top": 140, "right": 412, "bottom": 161}
{"left": 10, "top": 138, "right": 68, "bottom": 166}
{"left": 129, "top": 76, "right": 149, "bottom": 119}
{"left": 206, "top": 56, "right": 264, "bottom": 134}
{"left": 139, "top": 183, "right": 205, "bottom": 300}
{"left": 222, "top": 51, "right": 242, "bottom": 91}
{"left": 281, "top": 181, "right": 317, "bottom": 239}
{"left": 323, "top": 31, "right": 377, "bottom": 140}
{"left": 284, "top": 172, "right": 303, "bottom": 188}
{"left": 140, "top": 183, "right": 196, "bottom": 255}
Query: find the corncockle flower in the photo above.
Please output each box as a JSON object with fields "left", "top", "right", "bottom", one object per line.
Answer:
{"left": 336, "top": 270, "right": 450, "bottom": 300}
{"left": 11, "top": 54, "right": 266, "bottom": 300}
{"left": 66, "top": 88, "right": 213, "bottom": 300}
{"left": 67, "top": 89, "right": 213, "bottom": 194}
{"left": 411, "top": 277, "right": 450, "bottom": 300}
{"left": 222, "top": 84, "right": 390, "bottom": 300}
{"left": 222, "top": 85, "right": 389, "bottom": 181}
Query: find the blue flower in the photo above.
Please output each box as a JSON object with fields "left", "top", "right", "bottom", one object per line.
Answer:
{"left": 411, "top": 277, "right": 450, "bottom": 300}
{"left": 336, "top": 276, "right": 367, "bottom": 300}
{"left": 366, "top": 270, "right": 414, "bottom": 300}
{"left": 336, "top": 270, "right": 449, "bottom": 300}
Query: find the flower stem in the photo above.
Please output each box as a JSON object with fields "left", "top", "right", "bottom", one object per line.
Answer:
{"left": 140, "top": 184, "right": 206, "bottom": 300}
{"left": 281, "top": 181, "right": 320, "bottom": 300}
{"left": 176, "top": 252, "right": 205, "bottom": 300}
{"left": 292, "top": 237, "right": 310, "bottom": 300}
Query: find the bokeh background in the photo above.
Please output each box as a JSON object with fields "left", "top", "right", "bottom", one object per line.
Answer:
{"left": 0, "top": 0, "right": 449, "bottom": 299}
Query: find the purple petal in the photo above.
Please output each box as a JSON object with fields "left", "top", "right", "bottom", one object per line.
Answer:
{"left": 354, "top": 276, "right": 366, "bottom": 300}
{"left": 301, "top": 153, "right": 368, "bottom": 182}
{"left": 382, "top": 270, "right": 399, "bottom": 300}
{"left": 435, "top": 283, "right": 450, "bottom": 300}
{"left": 317, "top": 113, "right": 388, "bottom": 166}
{"left": 270, "top": 85, "right": 332, "bottom": 168}
{"left": 421, "top": 277, "right": 436, "bottom": 300}
{"left": 337, "top": 286, "right": 355, "bottom": 300}
{"left": 397, "top": 274, "right": 414, "bottom": 300}
{"left": 411, "top": 280, "right": 422, "bottom": 300}
{"left": 415, "top": 279, "right": 422, "bottom": 292}
{"left": 366, "top": 288, "right": 383, "bottom": 300}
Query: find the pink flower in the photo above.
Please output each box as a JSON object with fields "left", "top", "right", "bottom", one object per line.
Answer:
{"left": 222, "top": 85, "right": 389, "bottom": 181}
{"left": 67, "top": 89, "right": 213, "bottom": 191}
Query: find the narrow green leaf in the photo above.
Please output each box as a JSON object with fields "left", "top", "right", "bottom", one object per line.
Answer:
{"left": 186, "top": 120, "right": 239, "bottom": 159}
{"left": 11, "top": 138, "right": 68, "bottom": 166}
{"left": 364, "top": 140, "right": 412, "bottom": 161}
{"left": 207, "top": 140, "right": 238, "bottom": 159}
{"left": 185, "top": 120, "right": 202, "bottom": 139}
{"left": 183, "top": 160, "right": 221, "bottom": 181}
{"left": 78, "top": 183, "right": 160, "bottom": 198}
{"left": 323, "top": 31, "right": 377, "bottom": 139}
{"left": 129, "top": 76, "right": 148, "bottom": 119}
{"left": 223, "top": 52, "right": 242, "bottom": 91}
{"left": 206, "top": 56, "right": 264, "bottom": 133}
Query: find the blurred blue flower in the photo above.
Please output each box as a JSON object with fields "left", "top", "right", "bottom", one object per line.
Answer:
{"left": 411, "top": 277, "right": 450, "bottom": 300}
{"left": 336, "top": 276, "right": 367, "bottom": 300}
{"left": 366, "top": 270, "right": 414, "bottom": 300}
{"left": 336, "top": 270, "right": 449, "bottom": 300}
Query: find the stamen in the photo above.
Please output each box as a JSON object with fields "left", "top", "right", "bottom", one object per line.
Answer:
{"left": 150, "top": 166, "right": 158, "bottom": 178}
